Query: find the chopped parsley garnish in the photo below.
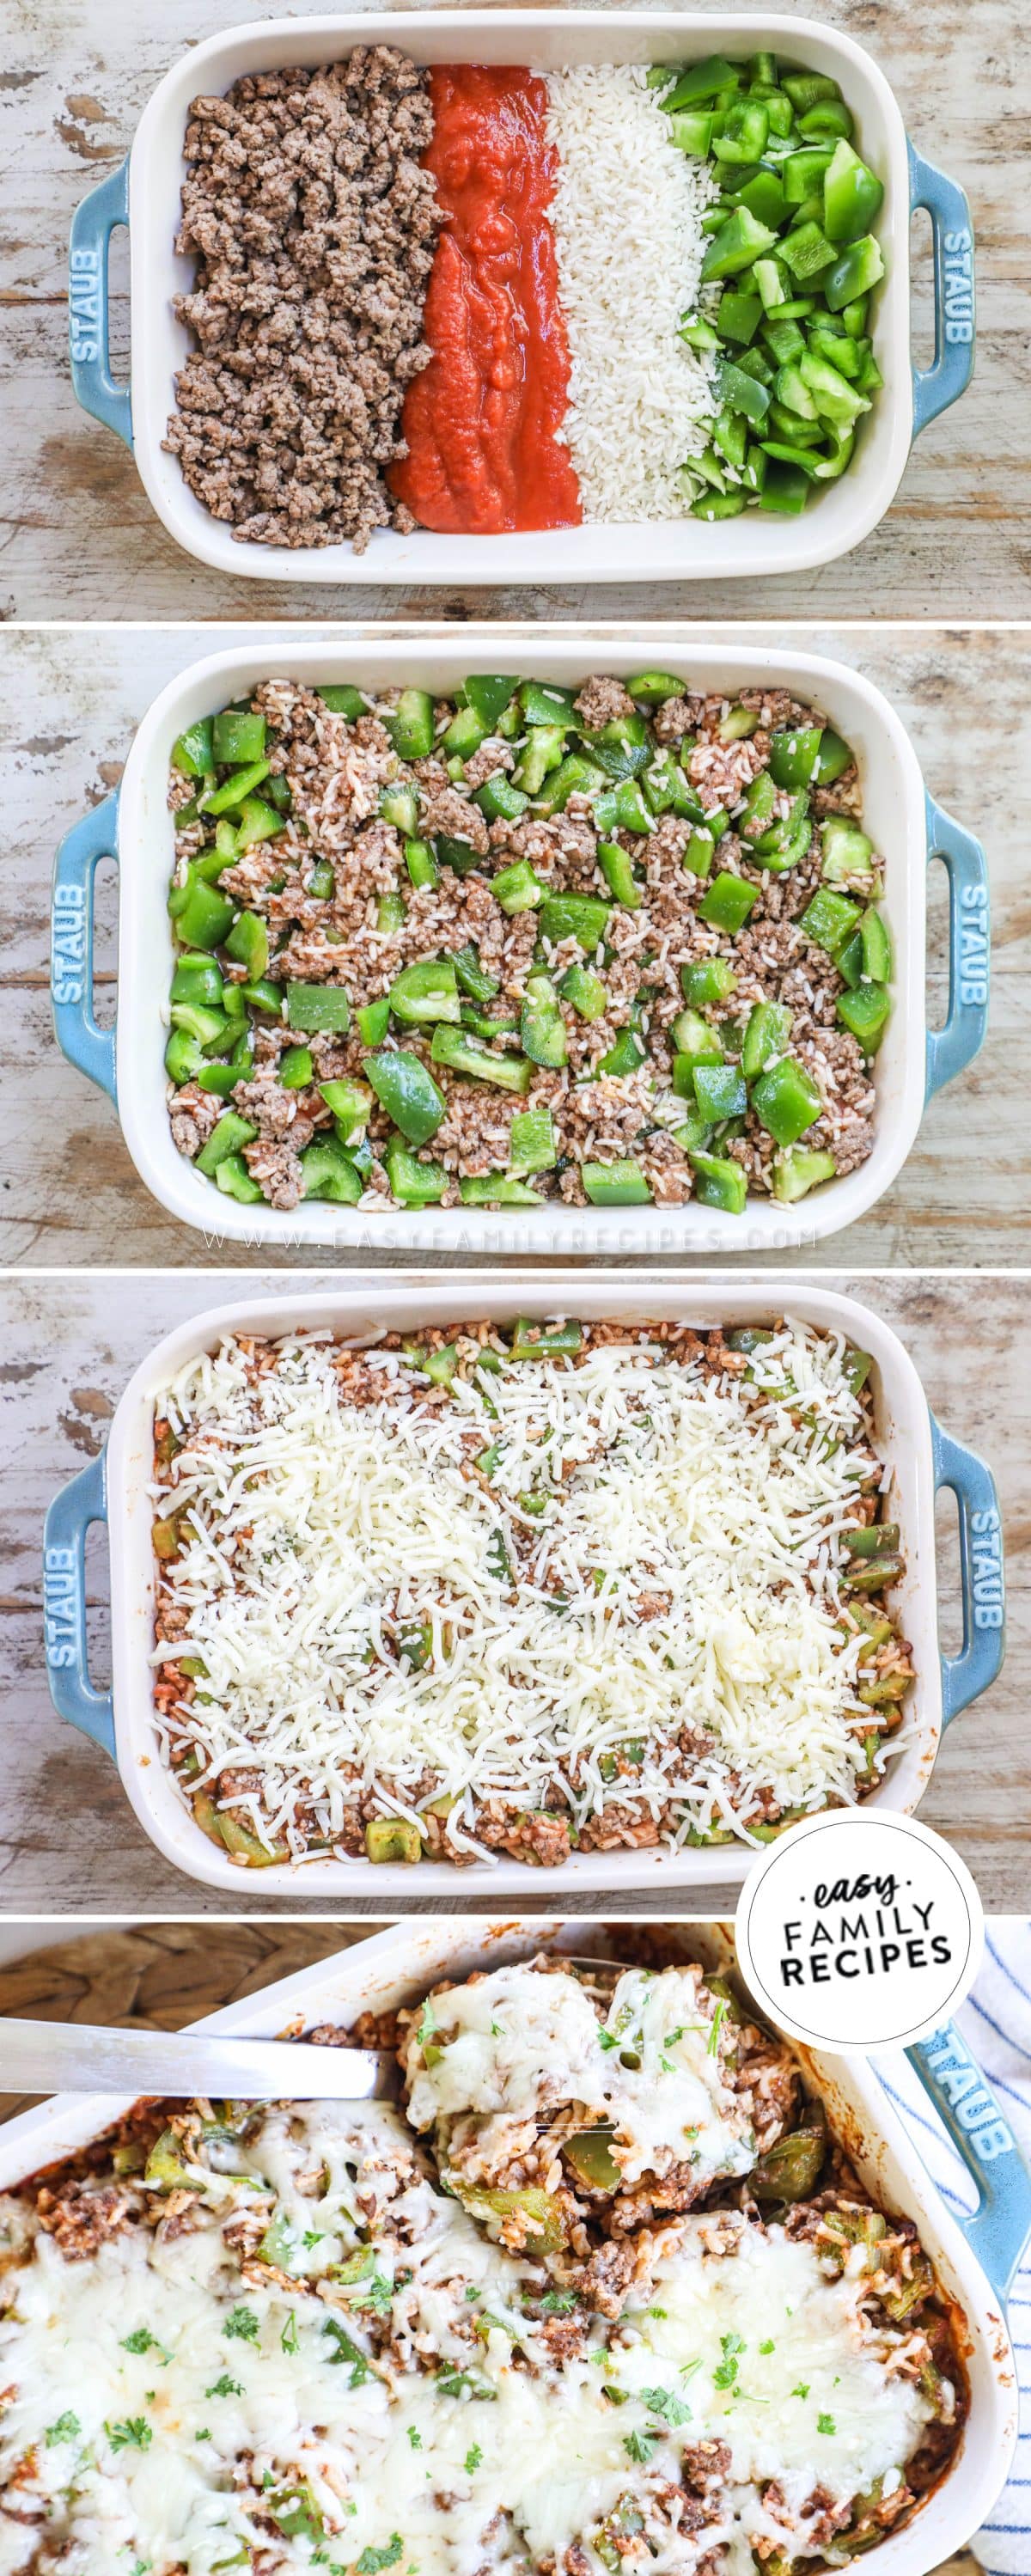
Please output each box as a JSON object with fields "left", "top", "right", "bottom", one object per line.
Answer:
{"left": 818, "top": 2414, "right": 837, "bottom": 2436}
{"left": 664, "top": 2029, "right": 685, "bottom": 2048}
{"left": 623, "top": 2429, "right": 657, "bottom": 2463}
{"left": 46, "top": 2412, "right": 81, "bottom": 2447}
{"left": 791, "top": 2383, "right": 810, "bottom": 2400}
{"left": 436, "top": 2365, "right": 497, "bottom": 2401}
{"left": 648, "top": 2307, "right": 668, "bottom": 2322}
{"left": 713, "top": 2332, "right": 745, "bottom": 2390}
{"left": 120, "top": 2327, "right": 169, "bottom": 2361}
{"left": 281, "top": 2310, "right": 299, "bottom": 2355}
{"left": 356, "top": 2541, "right": 403, "bottom": 2574}
{"left": 322, "top": 2319, "right": 371, "bottom": 2387}
{"left": 341, "top": 2268, "right": 393, "bottom": 2315}
{"left": 759, "top": 2340, "right": 775, "bottom": 2355}
{"left": 491, "top": 2021, "right": 502, "bottom": 2037}
{"left": 540, "top": 2290, "right": 577, "bottom": 2314}
{"left": 303, "top": 2227, "right": 326, "bottom": 2250}
{"left": 598, "top": 2030, "right": 620, "bottom": 2053}
{"left": 107, "top": 2418, "right": 152, "bottom": 2452}
{"left": 708, "top": 1999, "right": 727, "bottom": 2057}
{"left": 407, "top": 2426, "right": 423, "bottom": 2450}
{"left": 195, "top": 2427, "right": 210, "bottom": 2441}
{"left": 206, "top": 2374, "right": 244, "bottom": 2399}
{"left": 641, "top": 2385, "right": 692, "bottom": 2426}
{"left": 223, "top": 2305, "right": 259, "bottom": 2343}
{"left": 465, "top": 2445, "right": 484, "bottom": 2473}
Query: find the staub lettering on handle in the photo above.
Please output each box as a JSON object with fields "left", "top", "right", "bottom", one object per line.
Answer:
{"left": 959, "top": 882, "right": 990, "bottom": 1007}
{"left": 943, "top": 228, "right": 974, "bottom": 345}
{"left": 919, "top": 2025, "right": 1014, "bottom": 2163}
{"left": 970, "top": 1505, "right": 1004, "bottom": 1630}
{"left": 43, "top": 1547, "right": 80, "bottom": 1671}
{"left": 69, "top": 245, "right": 102, "bottom": 364}
{"left": 52, "top": 882, "right": 87, "bottom": 1005}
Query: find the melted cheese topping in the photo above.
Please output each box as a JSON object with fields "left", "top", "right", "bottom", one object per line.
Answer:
{"left": 406, "top": 1963, "right": 754, "bottom": 2187}
{"left": 0, "top": 2103, "right": 936, "bottom": 2576}
{"left": 150, "top": 1323, "right": 886, "bottom": 1859}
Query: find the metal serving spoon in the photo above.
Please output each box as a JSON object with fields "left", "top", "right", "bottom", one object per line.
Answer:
{"left": 0, "top": 2020, "right": 398, "bottom": 2102}
{"left": 0, "top": 1951, "right": 719, "bottom": 2103}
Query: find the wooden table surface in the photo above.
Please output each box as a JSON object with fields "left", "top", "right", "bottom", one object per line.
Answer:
{"left": 0, "top": 1922, "right": 991, "bottom": 2576}
{"left": 1, "top": 0, "right": 1027, "bottom": 621}
{"left": 3, "top": 1267, "right": 1026, "bottom": 1913}
{"left": 3, "top": 621, "right": 1028, "bottom": 1271}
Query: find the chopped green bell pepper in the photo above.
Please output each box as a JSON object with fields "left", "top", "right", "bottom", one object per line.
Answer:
{"left": 197, "top": 1111, "right": 258, "bottom": 1177}
{"left": 823, "top": 138, "right": 883, "bottom": 243}
{"left": 699, "top": 871, "right": 760, "bottom": 932}
{"left": 582, "top": 1161, "right": 653, "bottom": 1206}
{"left": 357, "top": 996, "right": 391, "bottom": 1047}
{"left": 452, "top": 944, "right": 499, "bottom": 1004}
{"left": 212, "top": 709, "right": 265, "bottom": 766}
{"left": 693, "top": 1062, "right": 747, "bottom": 1120}
{"left": 689, "top": 1149, "right": 747, "bottom": 1213}
{"left": 430, "top": 1027, "right": 532, "bottom": 1095}
{"left": 522, "top": 974, "right": 568, "bottom": 1069}
{"left": 300, "top": 1138, "right": 363, "bottom": 1205}
{"left": 168, "top": 871, "right": 235, "bottom": 952}
{"left": 491, "top": 859, "right": 545, "bottom": 915}
{"left": 319, "top": 1078, "right": 373, "bottom": 1142}
{"left": 681, "top": 957, "right": 737, "bottom": 1005}
{"left": 318, "top": 684, "right": 366, "bottom": 719}
{"left": 799, "top": 887, "right": 862, "bottom": 954}
{"left": 772, "top": 1146, "right": 838, "bottom": 1202}
{"left": 279, "top": 1045, "right": 313, "bottom": 1090}
{"left": 751, "top": 1054, "right": 823, "bottom": 1145}
{"left": 224, "top": 911, "right": 269, "bottom": 981}
{"left": 509, "top": 1106, "right": 558, "bottom": 1175}
{"left": 387, "top": 688, "right": 435, "bottom": 763}
{"left": 215, "top": 1153, "right": 264, "bottom": 1205}
{"left": 286, "top": 981, "right": 351, "bottom": 1035}
{"left": 385, "top": 1140, "right": 448, "bottom": 1205}
{"left": 558, "top": 963, "right": 607, "bottom": 1020}
{"left": 389, "top": 958, "right": 461, "bottom": 1026}
{"left": 837, "top": 982, "right": 891, "bottom": 1052}
{"left": 742, "top": 998, "right": 793, "bottom": 1080}
{"left": 597, "top": 839, "right": 644, "bottom": 908}
{"left": 459, "top": 1174, "right": 542, "bottom": 1206}
{"left": 540, "top": 893, "right": 610, "bottom": 951}
{"left": 365, "top": 1048, "right": 446, "bottom": 1144}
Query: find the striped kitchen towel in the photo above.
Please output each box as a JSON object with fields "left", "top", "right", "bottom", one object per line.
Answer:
{"left": 881, "top": 1923, "right": 1031, "bottom": 2574}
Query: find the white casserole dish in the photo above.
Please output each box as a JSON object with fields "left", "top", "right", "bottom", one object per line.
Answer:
{"left": 42, "top": 1270, "right": 1005, "bottom": 1900}
{"left": 49, "top": 629, "right": 991, "bottom": 1257}
{"left": 0, "top": 1919, "right": 1024, "bottom": 2573}
{"left": 66, "top": 14, "right": 977, "bottom": 584}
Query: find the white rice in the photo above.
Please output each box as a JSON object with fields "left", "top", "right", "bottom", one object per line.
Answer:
{"left": 544, "top": 63, "right": 720, "bottom": 520}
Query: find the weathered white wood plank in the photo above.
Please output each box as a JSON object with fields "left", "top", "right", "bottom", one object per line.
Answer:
{"left": 1, "top": 0, "right": 1027, "bottom": 618}
{"left": 2, "top": 623, "right": 1027, "bottom": 1268}
{"left": 1, "top": 1268, "right": 1026, "bottom": 1914}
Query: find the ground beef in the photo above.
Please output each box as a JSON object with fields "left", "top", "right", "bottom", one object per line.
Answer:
{"left": 162, "top": 50, "right": 443, "bottom": 552}
{"left": 573, "top": 675, "right": 636, "bottom": 729}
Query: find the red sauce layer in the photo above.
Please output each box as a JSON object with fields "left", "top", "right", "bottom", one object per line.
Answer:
{"left": 392, "top": 64, "right": 582, "bottom": 535}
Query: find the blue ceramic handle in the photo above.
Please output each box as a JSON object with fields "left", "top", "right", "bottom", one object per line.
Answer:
{"left": 43, "top": 1453, "right": 116, "bottom": 1760}
{"left": 931, "top": 1414, "right": 1005, "bottom": 1724}
{"left": 69, "top": 156, "right": 133, "bottom": 449}
{"left": 905, "top": 2023, "right": 1031, "bottom": 2304}
{"left": 924, "top": 791, "right": 990, "bottom": 1102}
{"left": 908, "top": 141, "right": 975, "bottom": 436}
{"left": 51, "top": 787, "right": 120, "bottom": 1107}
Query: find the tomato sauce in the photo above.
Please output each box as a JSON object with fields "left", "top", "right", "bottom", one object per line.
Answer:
{"left": 392, "top": 65, "right": 582, "bottom": 536}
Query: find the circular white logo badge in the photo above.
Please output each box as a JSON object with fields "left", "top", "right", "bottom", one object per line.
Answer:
{"left": 735, "top": 1810, "right": 984, "bottom": 2054}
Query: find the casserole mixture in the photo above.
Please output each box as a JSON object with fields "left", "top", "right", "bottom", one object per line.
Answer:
{"left": 162, "top": 48, "right": 887, "bottom": 544}
{"left": 164, "top": 672, "right": 890, "bottom": 1218}
{"left": 0, "top": 1952, "right": 963, "bottom": 2576}
{"left": 149, "top": 1316, "right": 914, "bottom": 1871}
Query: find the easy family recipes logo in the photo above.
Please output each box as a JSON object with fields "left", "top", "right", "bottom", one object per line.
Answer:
{"left": 780, "top": 1867, "right": 954, "bottom": 1993}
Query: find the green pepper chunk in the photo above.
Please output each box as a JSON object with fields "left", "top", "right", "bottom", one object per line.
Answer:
{"left": 357, "top": 996, "right": 391, "bottom": 1047}
{"left": 680, "top": 958, "right": 737, "bottom": 1005}
{"left": 540, "top": 893, "right": 611, "bottom": 951}
{"left": 279, "top": 1045, "right": 313, "bottom": 1090}
{"left": 799, "top": 888, "right": 862, "bottom": 954}
{"left": 286, "top": 982, "right": 351, "bottom": 1035}
{"left": 172, "top": 717, "right": 215, "bottom": 778}
{"left": 750, "top": 2126, "right": 827, "bottom": 2203}
{"left": 689, "top": 1150, "right": 747, "bottom": 1213}
{"left": 385, "top": 1140, "right": 448, "bottom": 1205}
{"left": 823, "top": 137, "right": 884, "bottom": 243}
{"left": 519, "top": 680, "right": 578, "bottom": 729}
{"left": 509, "top": 1106, "right": 558, "bottom": 1175}
{"left": 522, "top": 973, "right": 568, "bottom": 1070}
{"left": 699, "top": 871, "right": 760, "bottom": 933}
{"left": 535, "top": 752, "right": 607, "bottom": 816}
{"left": 597, "top": 839, "right": 644, "bottom": 909}
{"left": 212, "top": 709, "right": 266, "bottom": 766}
{"left": 751, "top": 1056, "right": 823, "bottom": 1146}
{"left": 837, "top": 983, "right": 891, "bottom": 1053}
{"left": 702, "top": 204, "right": 778, "bottom": 282}
{"left": 197, "top": 1112, "right": 259, "bottom": 1178}
{"left": 364, "top": 1049, "right": 446, "bottom": 1144}
{"left": 509, "top": 1318, "right": 583, "bottom": 1359}
{"left": 465, "top": 674, "right": 520, "bottom": 731}
{"left": 459, "top": 1174, "right": 543, "bottom": 1206}
{"left": 663, "top": 55, "right": 742, "bottom": 110}
{"left": 769, "top": 725, "right": 824, "bottom": 790}
{"left": 597, "top": 1026, "right": 645, "bottom": 1078}
{"left": 513, "top": 723, "right": 567, "bottom": 794}
{"left": 170, "top": 954, "right": 224, "bottom": 1010}
{"left": 318, "top": 684, "right": 366, "bottom": 719}
{"left": 474, "top": 772, "right": 530, "bottom": 825}
{"left": 821, "top": 817, "right": 875, "bottom": 884}
{"left": 742, "top": 998, "right": 793, "bottom": 1080}
{"left": 625, "top": 671, "right": 686, "bottom": 704}
{"left": 564, "top": 2127, "right": 621, "bottom": 2191}
{"left": 582, "top": 1161, "right": 653, "bottom": 1206}
{"left": 491, "top": 859, "right": 545, "bottom": 915}
{"left": 772, "top": 1146, "right": 837, "bottom": 1202}
{"left": 452, "top": 944, "right": 499, "bottom": 1004}
{"left": 693, "top": 1062, "right": 747, "bottom": 1120}
{"left": 168, "top": 871, "right": 235, "bottom": 952}
{"left": 364, "top": 1817, "right": 422, "bottom": 1865}
{"left": 387, "top": 688, "right": 435, "bottom": 763}
{"left": 319, "top": 1078, "right": 373, "bottom": 1142}
{"left": 241, "top": 977, "right": 284, "bottom": 1016}
{"left": 214, "top": 1159, "right": 261, "bottom": 1206}
{"left": 202, "top": 756, "right": 272, "bottom": 817}
{"left": 224, "top": 911, "right": 269, "bottom": 982}
{"left": 558, "top": 963, "right": 607, "bottom": 1021}
{"left": 165, "top": 1029, "right": 204, "bottom": 1086}
{"left": 430, "top": 1027, "right": 532, "bottom": 1095}
{"left": 389, "top": 958, "right": 461, "bottom": 1026}
{"left": 824, "top": 233, "right": 885, "bottom": 310}
{"left": 300, "top": 1138, "right": 363, "bottom": 1205}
